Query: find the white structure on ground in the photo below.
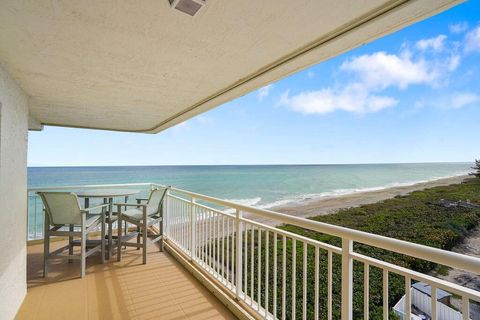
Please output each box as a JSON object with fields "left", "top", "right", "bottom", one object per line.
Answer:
{"left": 394, "top": 282, "right": 468, "bottom": 320}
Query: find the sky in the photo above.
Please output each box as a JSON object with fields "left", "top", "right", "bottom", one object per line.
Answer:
{"left": 28, "top": 1, "right": 480, "bottom": 167}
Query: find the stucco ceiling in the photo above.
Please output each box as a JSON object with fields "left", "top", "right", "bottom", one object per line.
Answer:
{"left": 0, "top": 0, "right": 461, "bottom": 133}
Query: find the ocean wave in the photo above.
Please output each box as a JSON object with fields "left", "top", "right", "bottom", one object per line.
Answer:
{"left": 257, "top": 171, "right": 471, "bottom": 210}
{"left": 224, "top": 197, "right": 262, "bottom": 206}
{"left": 222, "top": 197, "right": 262, "bottom": 214}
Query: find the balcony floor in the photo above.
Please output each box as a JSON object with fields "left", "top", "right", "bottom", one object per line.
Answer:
{"left": 17, "top": 240, "right": 237, "bottom": 320}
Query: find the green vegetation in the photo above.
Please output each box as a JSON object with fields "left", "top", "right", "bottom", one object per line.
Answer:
{"left": 282, "top": 177, "right": 480, "bottom": 319}
{"left": 224, "top": 177, "right": 480, "bottom": 319}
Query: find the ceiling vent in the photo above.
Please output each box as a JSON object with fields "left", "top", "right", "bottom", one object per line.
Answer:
{"left": 169, "top": 0, "right": 206, "bottom": 16}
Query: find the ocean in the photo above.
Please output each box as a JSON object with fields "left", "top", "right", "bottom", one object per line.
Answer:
{"left": 28, "top": 162, "right": 472, "bottom": 209}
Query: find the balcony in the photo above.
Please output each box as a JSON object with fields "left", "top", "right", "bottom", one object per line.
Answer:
{"left": 22, "top": 183, "right": 480, "bottom": 320}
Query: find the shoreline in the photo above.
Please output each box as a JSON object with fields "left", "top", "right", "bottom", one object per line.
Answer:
{"left": 247, "top": 174, "right": 470, "bottom": 225}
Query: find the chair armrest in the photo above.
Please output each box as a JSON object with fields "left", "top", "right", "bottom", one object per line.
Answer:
{"left": 114, "top": 203, "right": 146, "bottom": 208}
{"left": 81, "top": 203, "right": 109, "bottom": 213}
{"left": 136, "top": 198, "right": 149, "bottom": 203}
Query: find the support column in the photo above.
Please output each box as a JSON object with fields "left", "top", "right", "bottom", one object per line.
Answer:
{"left": 0, "top": 63, "right": 29, "bottom": 320}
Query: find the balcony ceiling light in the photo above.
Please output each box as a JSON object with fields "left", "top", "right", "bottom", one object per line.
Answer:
{"left": 169, "top": 0, "right": 206, "bottom": 16}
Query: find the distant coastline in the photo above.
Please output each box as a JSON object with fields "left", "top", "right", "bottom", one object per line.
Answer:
{"left": 247, "top": 174, "right": 470, "bottom": 225}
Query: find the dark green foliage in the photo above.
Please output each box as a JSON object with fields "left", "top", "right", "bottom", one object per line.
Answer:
{"left": 471, "top": 159, "right": 480, "bottom": 179}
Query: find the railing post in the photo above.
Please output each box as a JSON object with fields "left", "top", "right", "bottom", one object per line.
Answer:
{"left": 165, "top": 190, "right": 170, "bottom": 240}
{"left": 235, "top": 209, "right": 243, "bottom": 299}
{"left": 341, "top": 238, "right": 353, "bottom": 320}
{"left": 190, "top": 197, "right": 196, "bottom": 261}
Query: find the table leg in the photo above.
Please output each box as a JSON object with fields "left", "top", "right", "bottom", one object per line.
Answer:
{"left": 100, "top": 202, "right": 106, "bottom": 264}
{"left": 124, "top": 196, "right": 128, "bottom": 248}
{"left": 68, "top": 224, "right": 74, "bottom": 263}
{"left": 84, "top": 198, "right": 90, "bottom": 247}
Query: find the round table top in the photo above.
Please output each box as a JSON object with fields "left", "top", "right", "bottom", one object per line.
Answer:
{"left": 75, "top": 188, "right": 140, "bottom": 198}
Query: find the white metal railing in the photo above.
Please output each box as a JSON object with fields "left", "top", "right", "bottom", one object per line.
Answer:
{"left": 27, "top": 182, "right": 480, "bottom": 320}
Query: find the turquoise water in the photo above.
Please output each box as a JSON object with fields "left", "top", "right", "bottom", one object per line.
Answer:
{"left": 27, "top": 163, "right": 472, "bottom": 239}
{"left": 29, "top": 163, "right": 472, "bottom": 209}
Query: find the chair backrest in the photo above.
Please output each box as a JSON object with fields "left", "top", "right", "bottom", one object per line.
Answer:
{"left": 38, "top": 192, "right": 82, "bottom": 225}
{"left": 146, "top": 187, "right": 168, "bottom": 215}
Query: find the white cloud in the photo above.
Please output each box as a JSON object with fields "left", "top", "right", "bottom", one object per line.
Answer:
{"left": 417, "top": 92, "right": 480, "bottom": 110}
{"left": 464, "top": 26, "right": 480, "bottom": 53}
{"left": 280, "top": 33, "right": 463, "bottom": 116}
{"left": 449, "top": 22, "right": 468, "bottom": 34}
{"left": 450, "top": 92, "right": 480, "bottom": 109}
{"left": 415, "top": 35, "right": 447, "bottom": 52}
{"left": 279, "top": 85, "right": 397, "bottom": 115}
{"left": 447, "top": 54, "right": 461, "bottom": 71}
{"left": 257, "top": 84, "right": 273, "bottom": 101}
{"left": 340, "top": 51, "right": 436, "bottom": 89}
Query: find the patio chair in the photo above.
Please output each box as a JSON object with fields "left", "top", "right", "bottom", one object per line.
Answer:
{"left": 38, "top": 192, "right": 107, "bottom": 278}
{"left": 116, "top": 187, "right": 169, "bottom": 264}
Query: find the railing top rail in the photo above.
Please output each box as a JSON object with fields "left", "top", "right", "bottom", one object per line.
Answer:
{"left": 156, "top": 183, "right": 480, "bottom": 275}
{"left": 28, "top": 182, "right": 154, "bottom": 192}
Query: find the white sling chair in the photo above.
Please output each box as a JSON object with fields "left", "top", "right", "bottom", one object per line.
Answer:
{"left": 38, "top": 192, "right": 107, "bottom": 278}
{"left": 116, "top": 187, "right": 168, "bottom": 264}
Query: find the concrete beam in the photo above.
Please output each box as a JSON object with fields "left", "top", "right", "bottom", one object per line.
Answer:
{"left": 28, "top": 115, "right": 43, "bottom": 131}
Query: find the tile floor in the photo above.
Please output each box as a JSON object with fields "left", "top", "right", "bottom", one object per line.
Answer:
{"left": 16, "top": 240, "right": 237, "bottom": 320}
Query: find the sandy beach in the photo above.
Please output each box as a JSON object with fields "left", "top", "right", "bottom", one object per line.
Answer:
{"left": 244, "top": 174, "right": 470, "bottom": 226}
{"left": 273, "top": 174, "right": 469, "bottom": 219}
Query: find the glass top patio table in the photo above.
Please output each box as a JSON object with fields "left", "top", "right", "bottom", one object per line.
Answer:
{"left": 74, "top": 188, "right": 141, "bottom": 260}
{"left": 75, "top": 188, "right": 141, "bottom": 211}
{"left": 75, "top": 189, "right": 141, "bottom": 198}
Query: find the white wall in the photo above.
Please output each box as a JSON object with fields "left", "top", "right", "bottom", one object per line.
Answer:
{"left": 0, "top": 63, "right": 29, "bottom": 320}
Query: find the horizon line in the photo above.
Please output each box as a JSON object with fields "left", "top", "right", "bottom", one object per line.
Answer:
{"left": 27, "top": 161, "right": 473, "bottom": 168}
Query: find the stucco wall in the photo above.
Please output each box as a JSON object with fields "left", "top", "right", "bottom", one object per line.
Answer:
{"left": 0, "top": 64, "right": 29, "bottom": 320}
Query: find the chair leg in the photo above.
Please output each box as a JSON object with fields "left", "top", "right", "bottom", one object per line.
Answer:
{"left": 108, "top": 198, "right": 113, "bottom": 260}
{"left": 101, "top": 217, "right": 106, "bottom": 264}
{"left": 159, "top": 218, "right": 164, "bottom": 252}
{"left": 136, "top": 225, "right": 140, "bottom": 250}
{"left": 80, "top": 226, "right": 86, "bottom": 278}
{"left": 68, "top": 224, "right": 74, "bottom": 263}
{"left": 43, "top": 224, "right": 49, "bottom": 277}
{"left": 124, "top": 220, "right": 127, "bottom": 249}
{"left": 117, "top": 208, "right": 122, "bottom": 262}
{"left": 142, "top": 207, "right": 147, "bottom": 264}
{"left": 143, "top": 223, "right": 147, "bottom": 264}
{"left": 107, "top": 220, "right": 112, "bottom": 260}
